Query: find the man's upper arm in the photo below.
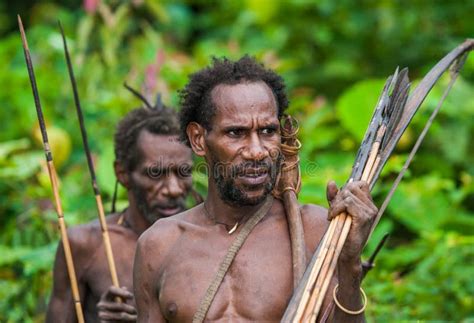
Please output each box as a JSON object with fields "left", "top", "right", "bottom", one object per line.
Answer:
{"left": 46, "top": 230, "right": 84, "bottom": 322}
{"left": 134, "top": 227, "right": 168, "bottom": 323}
{"left": 300, "top": 203, "right": 330, "bottom": 253}
{"left": 46, "top": 226, "right": 91, "bottom": 323}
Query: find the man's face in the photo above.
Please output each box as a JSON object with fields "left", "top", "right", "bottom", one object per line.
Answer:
{"left": 204, "top": 81, "right": 282, "bottom": 206}
{"left": 129, "top": 131, "right": 193, "bottom": 224}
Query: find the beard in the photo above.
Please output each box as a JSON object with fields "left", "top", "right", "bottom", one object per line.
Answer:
{"left": 130, "top": 180, "right": 186, "bottom": 224}
{"left": 210, "top": 153, "right": 283, "bottom": 207}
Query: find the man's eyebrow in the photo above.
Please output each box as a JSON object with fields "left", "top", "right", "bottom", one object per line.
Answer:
{"left": 144, "top": 165, "right": 164, "bottom": 174}
{"left": 221, "top": 125, "right": 251, "bottom": 132}
{"left": 260, "top": 123, "right": 279, "bottom": 130}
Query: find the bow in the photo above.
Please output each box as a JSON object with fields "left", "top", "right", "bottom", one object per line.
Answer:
{"left": 369, "top": 38, "right": 473, "bottom": 235}
{"left": 282, "top": 38, "right": 473, "bottom": 322}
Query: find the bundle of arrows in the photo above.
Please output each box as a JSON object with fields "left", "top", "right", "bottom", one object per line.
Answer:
{"left": 283, "top": 39, "right": 473, "bottom": 322}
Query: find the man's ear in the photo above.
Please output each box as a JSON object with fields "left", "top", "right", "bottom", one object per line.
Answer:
{"left": 186, "top": 122, "right": 207, "bottom": 157}
{"left": 114, "top": 160, "right": 130, "bottom": 189}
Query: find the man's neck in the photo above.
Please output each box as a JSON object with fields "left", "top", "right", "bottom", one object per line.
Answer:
{"left": 124, "top": 195, "right": 151, "bottom": 236}
{"left": 204, "top": 182, "right": 268, "bottom": 225}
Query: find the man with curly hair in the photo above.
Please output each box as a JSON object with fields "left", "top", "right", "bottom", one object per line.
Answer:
{"left": 46, "top": 105, "right": 195, "bottom": 322}
{"left": 134, "top": 56, "right": 377, "bottom": 322}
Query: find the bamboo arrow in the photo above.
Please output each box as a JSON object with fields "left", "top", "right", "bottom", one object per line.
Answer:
{"left": 58, "top": 21, "right": 121, "bottom": 292}
{"left": 18, "top": 15, "right": 85, "bottom": 323}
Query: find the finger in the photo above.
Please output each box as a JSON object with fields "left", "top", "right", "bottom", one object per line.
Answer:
{"left": 103, "top": 286, "right": 134, "bottom": 301}
{"left": 350, "top": 181, "right": 372, "bottom": 201}
{"left": 326, "top": 180, "right": 339, "bottom": 204}
{"left": 327, "top": 199, "right": 347, "bottom": 220}
{"left": 344, "top": 191, "right": 375, "bottom": 222}
{"left": 357, "top": 180, "right": 370, "bottom": 195}
{"left": 345, "top": 185, "right": 377, "bottom": 212}
{"left": 97, "top": 301, "right": 137, "bottom": 314}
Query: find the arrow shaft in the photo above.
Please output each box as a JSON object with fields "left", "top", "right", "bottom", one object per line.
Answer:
{"left": 59, "top": 21, "right": 121, "bottom": 290}
{"left": 18, "top": 15, "right": 84, "bottom": 323}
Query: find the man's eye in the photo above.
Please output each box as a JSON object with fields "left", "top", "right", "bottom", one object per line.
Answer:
{"left": 148, "top": 167, "right": 164, "bottom": 179}
{"left": 178, "top": 165, "right": 192, "bottom": 178}
{"left": 228, "top": 129, "right": 244, "bottom": 137}
{"left": 261, "top": 128, "right": 276, "bottom": 135}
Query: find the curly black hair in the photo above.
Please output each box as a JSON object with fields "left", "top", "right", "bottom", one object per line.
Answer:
{"left": 114, "top": 107, "right": 180, "bottom": 172}
{"left": 179, "top": 55, "right": 289, "bottom": 146}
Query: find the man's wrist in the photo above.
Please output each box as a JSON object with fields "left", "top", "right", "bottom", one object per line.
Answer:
{"left": 335, "top": 257, "right": 365, "bottom": 318}
{"left": 338, "top": 257, "right": 363, "bottom": 278}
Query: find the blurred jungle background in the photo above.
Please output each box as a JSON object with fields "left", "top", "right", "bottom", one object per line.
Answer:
{"left": 1, "top": 0, "right": 473, "bottom": 321}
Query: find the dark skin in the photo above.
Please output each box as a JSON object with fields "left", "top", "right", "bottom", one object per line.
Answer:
{"left": 46, "top": 131, "right": 193, "bottom": 323}
{"left": 134, "top": 82, "right": 377, "bottom": 322}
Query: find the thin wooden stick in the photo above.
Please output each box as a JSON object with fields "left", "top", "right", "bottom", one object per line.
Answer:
{"left": 310, "top": 217, "right": 352, "bottom": 320}
{"left": 367, "top": 156, "right": 380, "bottom": 184}
{"left": 18, "top": 15, "right": 84, "bottom": 323}
{"left": 292, "top": 219, "right": 337, "bottom": 320}
{"left": 301, "top": 214, "right": 347, "bottom": 321}
{"left": 361, "top": 125, "right": 386, "bottom": 181}
{"left": 58, "top": 21, "right": 121, "bottom": 291}
{"left": 302, "top": 136, "right": 382, "bottom": 320}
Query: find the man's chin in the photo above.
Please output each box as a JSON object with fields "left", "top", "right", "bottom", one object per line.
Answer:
{"left": 144, "top": 207, "right": 184, "bottom": 223}
{"left": 156, "top": 206, "right": 184, "bottom": 218}
{"left": 226, "top": 188, "right": 270, "bottom": 206}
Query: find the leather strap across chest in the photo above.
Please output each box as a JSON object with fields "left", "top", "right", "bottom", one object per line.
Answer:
{"left": 192, "top": 196, "right": 274, "bottom": 323}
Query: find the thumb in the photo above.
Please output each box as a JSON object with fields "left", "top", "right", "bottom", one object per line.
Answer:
{"left": 326, "top": 180, "right": 338, "bottom": 205}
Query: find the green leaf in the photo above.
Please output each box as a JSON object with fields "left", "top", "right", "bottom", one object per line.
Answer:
{"left": 0, "top": 139, "right": 30, "bottom": 162}
{"left": 336, "top": 79, "right": 387, "bottom": 141}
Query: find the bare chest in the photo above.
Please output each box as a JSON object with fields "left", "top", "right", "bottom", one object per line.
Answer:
{"left": 159, "top": 222, "right": 294, "bottom": 322}
{"left": 84, "top": 233, "right": 137, "bottom": 298}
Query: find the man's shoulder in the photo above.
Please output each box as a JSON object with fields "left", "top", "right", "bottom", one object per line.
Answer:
{"left": 300, "top": 203, "right": 328, "bottom": 224}
{"left": 300, "top": 203, "right": 330, "bottom": 251}
{"left": 67, "top": 213, "right": 122, "bottom": 249}
{"left": 140, "top": 206, "right": 199, "bottom": 242}
{"left": 67, "top": 220, "right": 100, "bottom": 247}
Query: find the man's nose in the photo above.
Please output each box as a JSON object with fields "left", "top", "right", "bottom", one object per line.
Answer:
{"left": 161, "top": 173, "right": 185, "bottom": 198}
{"left": 241, "top": 133, "right": 269, "bottom": 161}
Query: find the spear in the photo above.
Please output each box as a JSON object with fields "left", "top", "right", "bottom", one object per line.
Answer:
{"left": 17, "top": 15, "right": 84, "bottom": 323}
{"left": 58, "top": 21, "right": 121, "bottom": 292}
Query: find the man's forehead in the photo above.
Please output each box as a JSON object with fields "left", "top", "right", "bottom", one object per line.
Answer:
{"left": 212, "top": 81, "right": 276, "bottom": 106}
{"left": 136, "top": 131, "right": 192, "bottom": 165}
{"left": 211, "top": 81, "right": 278, "bottom": 124}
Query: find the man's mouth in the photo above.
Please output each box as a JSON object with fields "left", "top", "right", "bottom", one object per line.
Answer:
{"left": 154, "top": 205, "right": 183, "bottom": 217}
{"left": 237, "top": 168, "right": 269, "bottom": 186}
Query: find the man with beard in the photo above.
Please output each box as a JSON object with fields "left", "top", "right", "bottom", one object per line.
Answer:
{"left": 134, "top": 56, "right": 377, "bottom": 322}
{"left": 46, "top": 105, "right": 194, "bottom": 322}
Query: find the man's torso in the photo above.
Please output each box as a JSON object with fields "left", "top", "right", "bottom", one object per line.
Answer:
{"left": 150, "top": 200, "right": 328, "bottom": 321}
{"left": 77, "top": 214, "right": 138, "bottom": 322}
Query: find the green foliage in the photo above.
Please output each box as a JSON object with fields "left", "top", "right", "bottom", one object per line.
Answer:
{"left": 0, "top": 1, "right": 473, "bottom": 321}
